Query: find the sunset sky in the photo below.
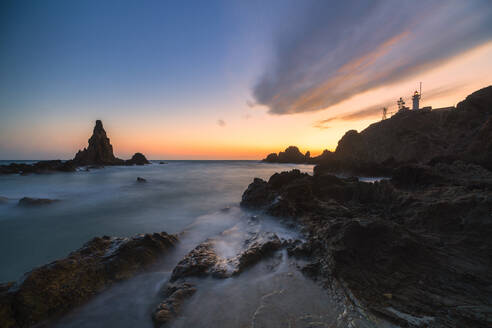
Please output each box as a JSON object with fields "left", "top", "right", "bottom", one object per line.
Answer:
{"left": 1, "top": 0, "right": 491, "bottom": 160}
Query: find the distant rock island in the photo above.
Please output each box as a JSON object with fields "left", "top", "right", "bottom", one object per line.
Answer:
{"left": 73, "top": 120, "right": 149, "bottom": 166}
{"left": 264, "top": 85, "right": 492, "bottom": 175}
{"left": 0, "top": 120, "right": 149, "bottom": 174}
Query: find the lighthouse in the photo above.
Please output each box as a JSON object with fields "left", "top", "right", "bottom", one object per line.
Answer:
{"left": 412, "top": 90, "right": 421, "bottom": 110}
{"left": 412, "top": 82, "right": 422, "bottom": 110}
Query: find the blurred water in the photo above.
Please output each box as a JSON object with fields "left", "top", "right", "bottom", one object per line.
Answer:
{"left": 0, "top": 160, "right": 313, "bottom": 282}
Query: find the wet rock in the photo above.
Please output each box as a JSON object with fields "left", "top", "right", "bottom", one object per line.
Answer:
{"left": 18, "top": 197, "right": 59, "bottom": 207}
{"left": 0, "top": 232, "right": 177, "bottom": 327}
{"left": 136, "top": 177, "right": 147, "bottom": 183}
{"left": 170, "top": 241, "right": 228, "bottom": 282}
{"left": 126, "top": 152, "right": 150, "bottom": 165}
{"left": 152, "top": 282, "right": 197, "bottom": 327}
{"left": 232, "top": 233, "right": 282, "bottom": 275}
{"left": 159, "top": 161, "right": 168, "bottom": 164}
{"left": 241, "top": 161, "right": 492, "bottom": 327}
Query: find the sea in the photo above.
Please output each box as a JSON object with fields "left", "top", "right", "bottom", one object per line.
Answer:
{"left": 0, "top": 160, "right": 392, "bottom": 327}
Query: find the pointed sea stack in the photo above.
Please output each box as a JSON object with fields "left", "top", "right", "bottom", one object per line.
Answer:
{"left": 73, "top": 120, "right": 124, "bottom": 166}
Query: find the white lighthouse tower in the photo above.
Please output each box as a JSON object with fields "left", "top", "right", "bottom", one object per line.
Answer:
{"left": 412, "top": 82, "right": 422, "bottom": 110}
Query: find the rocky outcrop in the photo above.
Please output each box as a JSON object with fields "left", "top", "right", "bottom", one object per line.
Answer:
{"left": 1, "top": 120, "right": 151, "bottom": 174}
{"left": 261, "top": 86, "right": 492, "bottom": 175}
{"left": 18, "top": 197, "right": 59, "bottom": 207}
{"left": 0, "top": 160, "right": 76, "bottom": 175}
{"left": 263, "top": 146, "right": 310, "bottom": 163}
{"left": 240, "top": 163, "right": 492, "bottom": 327}
{"left": 0, "top": 232, "right": 177, "bottom": 327}
{"left": 73, "top": 120, "right": 124, "bottom": 166}
{"left": 126, "top": 152, "right": 150, "bottom": 165}
{"left": 153, "top": 232, "right": 283, "bottom": 327}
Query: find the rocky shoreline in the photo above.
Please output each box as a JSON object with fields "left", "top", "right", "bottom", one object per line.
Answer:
{"left": 241, "top": 162, "right": 492, "bottom": 327}
{"left": 0, "top": 233, "right": 177, "bottom": 328}
{"left": 1, "top": 87, "right": 491, "bottom": 327}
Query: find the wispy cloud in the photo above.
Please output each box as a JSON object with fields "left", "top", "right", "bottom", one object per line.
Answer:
{"left": 217, "top": 119, "right": 226, "bottom": 127}
{"left": 254, "top": 0, "right": 492, "bottom": 115}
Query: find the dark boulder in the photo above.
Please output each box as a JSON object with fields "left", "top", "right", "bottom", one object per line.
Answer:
{"left": 0, "top": 232, "right": 177, "bottom": 327}
{"left": 18, "top": 197, "right": 59, "bottom": 207}
{"left": 136, "top": 177, "right": 147, "bottom": 183}
{"left": 262, "top": 146, "right": 310, "bottom": 163}
{"left": 126, "top": 152, "right": 150, "bottom": 165}
{"left": 0, "top": 160, "right": 76, "bottom": 175}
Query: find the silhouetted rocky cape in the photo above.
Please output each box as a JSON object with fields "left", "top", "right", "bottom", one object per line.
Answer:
{"left": 0, "top": 120, "right": 149, "bottom": 174}
{"left": 264, "top": 86, "right": 492, "bottom": 176}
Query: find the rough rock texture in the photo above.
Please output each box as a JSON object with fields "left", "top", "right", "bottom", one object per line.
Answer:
{"left": 0, "top": 232, "right": 177, "bottom": 328}
{"left": 18, "top": 197, "right": 59, "bottom": 207}
{"left": 241, "top": 164, "right": 492, "bottom": 327}
{"left": 73, "top": 120, "right": 124, "bottom": 166}
{"left": 153, "top": 232, "right": 283, "bottom": 327}
{"left": 261, "top": 86, "right": 492, "bottom": 175}
{"left": 126, "top": 152, "right": 150, "bottom": 165}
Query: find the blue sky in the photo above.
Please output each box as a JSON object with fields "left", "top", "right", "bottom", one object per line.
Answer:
{"left": 1, "top": 0, "right": 491, "bottom": 159}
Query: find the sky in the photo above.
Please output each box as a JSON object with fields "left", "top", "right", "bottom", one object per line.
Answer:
{"left": 1, "top": 0, "right": 491, "bottom": 160}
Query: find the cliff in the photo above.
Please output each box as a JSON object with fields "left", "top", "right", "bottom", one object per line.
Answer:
{"left": 262, "top": 86, "right": 492, "bottom": 175}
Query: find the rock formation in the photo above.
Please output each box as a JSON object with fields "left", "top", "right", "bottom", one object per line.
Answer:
{"left": 241, "top": 163, "right": 492, "bottom": 327}
{"left": 153, "top": 232, "right": 283, "bottom": 327}
{"left": 0, "top": 232, "right": 177, "bottom": 328}
{"left": 73, "top": 120, "right": 124, "bottom": 166}
{"left": 263, "top": 146, "right": 311, "bottom": 163}
{"left": 262, "top": 86, "right": 492, "bottom": 175}
{"left": 18, "top": 197, "right": 59, "bottom": 207}
{"left": 126, "top": 152, "right": 150, "bottom": 165}
{"left": 0, "top": 120, "right": 151, "bottom": 174}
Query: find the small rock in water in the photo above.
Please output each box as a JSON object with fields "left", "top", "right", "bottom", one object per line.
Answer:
{"left": 18, "top": 197, "right": 59, "bottom": 207}
{"left": 159, "top": 161, "right": 168, "bottom": 164}
{"left": 136, "top": 177, "right": 147, "bottom": 183}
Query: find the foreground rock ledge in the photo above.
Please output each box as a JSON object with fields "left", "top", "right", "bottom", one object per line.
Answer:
{"left": 0, "top": 232, "right": 177, "bottom": 328}
{"left": 240, "top": 164, "right": 492, "bottom": 327}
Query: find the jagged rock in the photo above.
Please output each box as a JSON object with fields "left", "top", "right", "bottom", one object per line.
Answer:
{"left": 170, "top": 241, "right": 228, "bottom": 282}
{"left": 0, "top": 232, "right": 177, "bottom": 327}
{"left": 240, "top": 163, "right": 492, "bottom": 327}
{"left": 126, "top": 153, "right": 150, "bottom": 165}
{"left": 73, "top": 120, "right": 124, "bottom": 166}
{"left": 136, "top": 177, "right": 147, "bottom": 183}
{"left": 155, "top": 233, "right": 284, "bottom": 326}
{"left": 18, "top": 197, "right": 59, "bottom": 207}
